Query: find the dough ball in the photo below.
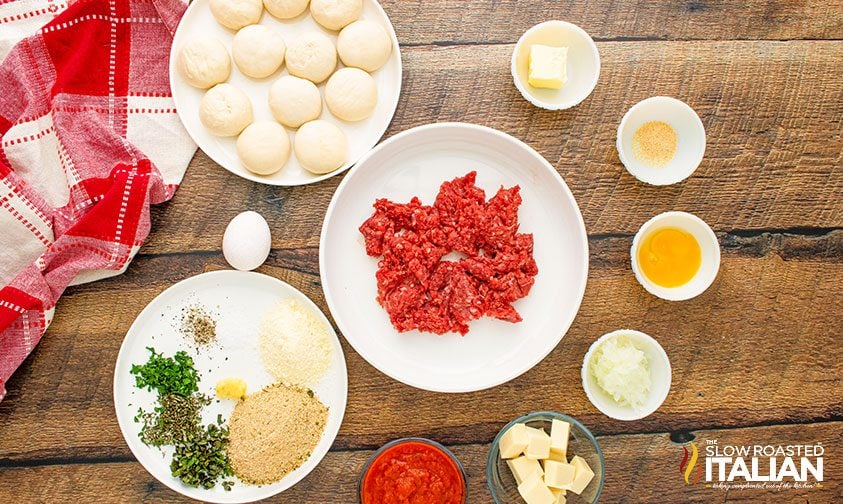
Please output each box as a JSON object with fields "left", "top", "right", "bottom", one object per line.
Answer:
{"left": 264, "top": 0, "right": 309, "bottom": 19}
{"left": 285, "top": 32, "right": 337, "bottom": 83}
{"left": 236, "top": 120, "right": 291, "bottom": 175}
{"left": 309, "top": 0, "right": 361, "bottom": 31}
{"left": 233, "top": 25, "right": 286, "bottom": 79}
{"left": 268, "top": 75, "right": 322, "bottom": 128}
{"left": 337, "top": 20, "right": 392, "bottom": 72}
{"left": 210, "top": 0, "right": 262, "bottom": 30}
{"left": 294, "top": 120, "right": 347, "bottom": 174}
{"left": 178, "top": 37, "right": 231, "bottom": 89}
{"left": 199, "top": 83, "right": 253, "bottom": 137}
{"left": 324, "top": 67, "right": 377, "bottom": 122}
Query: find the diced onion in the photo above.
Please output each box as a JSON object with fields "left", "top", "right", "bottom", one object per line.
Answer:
{"left": 589, "top": 335, "right": 651, "bottom": 408}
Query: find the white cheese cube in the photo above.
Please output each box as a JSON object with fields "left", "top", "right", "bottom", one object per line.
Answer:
{"left": 499, "top": 422, "right": 530, "bottom": 459}
{"left": 524, "top": 426, "right": 552, "bottom": 459}
{"left": 543, "top": 459, "right": 576, "bottom": 489}
{"left": 507, "top": 455, "right": 543, "bottom": 485}
{"left": 550, "top": 487, "right": 567, "bottom": 504}
{"left": 546, "top": 450, "right": 567, "bottom": 463}
{"left": 517, "top": 471, "right": 556, "bottom": 504}
{"left": 568, "top": 455, "right": 595, "bottom": 495}
{"left": 549, "top": 419, "right": 570, "bottom": 458}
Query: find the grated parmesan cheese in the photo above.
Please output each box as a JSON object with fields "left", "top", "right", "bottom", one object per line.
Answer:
{"left": 258, "top": 298, "right": 332, "bottom": 387}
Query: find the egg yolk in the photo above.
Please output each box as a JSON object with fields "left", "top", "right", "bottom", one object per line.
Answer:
{"left": 637, "top": 227, "right": 701, "bottom": 288}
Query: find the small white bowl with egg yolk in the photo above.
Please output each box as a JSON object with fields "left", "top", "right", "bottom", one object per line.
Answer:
{"left": 631, "top": 211, "right": 721, "bottom": 301}
{"left": 511, "top": 20, "right": 600, "bottom": 110}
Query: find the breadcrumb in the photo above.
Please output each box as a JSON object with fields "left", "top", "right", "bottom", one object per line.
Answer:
{"left": 228, "top": 383, "right": 328, "bottom": 484}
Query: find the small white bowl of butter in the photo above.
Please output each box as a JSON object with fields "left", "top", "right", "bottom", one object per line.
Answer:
{"left": 511, "top": 20, "right": 600, "bottom": 110}
{"left": 582, "top": 329, "right": 672, "bottom": 421}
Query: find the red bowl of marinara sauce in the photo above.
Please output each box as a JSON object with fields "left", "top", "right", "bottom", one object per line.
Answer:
{"left": 359, "top": 438, "right": 468, "bottom": 504}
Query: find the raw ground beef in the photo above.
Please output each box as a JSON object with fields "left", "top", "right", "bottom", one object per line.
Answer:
{"left": 359, "top": 171, "right": 538, "bottom": 335}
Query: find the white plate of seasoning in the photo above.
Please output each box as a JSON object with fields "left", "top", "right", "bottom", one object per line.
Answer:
{"left": 319, "top": 122, "right": 589, "bottom": 393}
{"left": 113, "top": 270, "right": 347, "bottom": 503}
{"left": 170, "top": 0, "right": 402, "bottom": 186}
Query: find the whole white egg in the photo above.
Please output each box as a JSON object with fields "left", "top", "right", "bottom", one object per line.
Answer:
{"left": 222, "top": 211, "right": 271, "bottom": 271}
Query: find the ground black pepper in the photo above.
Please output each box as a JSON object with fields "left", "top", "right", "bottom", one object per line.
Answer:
{"left": 181, "top": 304, "right": 217, "bottom": 346}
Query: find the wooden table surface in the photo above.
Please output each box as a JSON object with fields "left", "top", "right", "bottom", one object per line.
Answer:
{"left": 1, "top": 1, "right": 842, "bottom": 502}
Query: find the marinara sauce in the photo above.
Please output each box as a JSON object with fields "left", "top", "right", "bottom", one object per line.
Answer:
{"left": 360, "top": 439, "right": 466, "bottom": 504}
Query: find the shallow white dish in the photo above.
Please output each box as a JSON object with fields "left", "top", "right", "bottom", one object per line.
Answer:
{"left": 169, "top": 0, "right": 402, "bottom": 186}
{"left": 631, "top": 211, "right": 720, "bottom": 301}
{"left": 617, "top": 96, "right": 706, "bottom": 185}
{"left": 319, "top": 122, "right": 589, "bottom": 393}
{"left": 113, "top": 270, "right": 348, "bottom": 503}
{"left": 511, "top": 20, "right": 600, "bottom": 110}
{"left": 582, "top": 329, "right": 671, "bottom": 421}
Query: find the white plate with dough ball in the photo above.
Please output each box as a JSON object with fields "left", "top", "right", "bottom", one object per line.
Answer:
{"left": 113, "top": 270, "right": 348, "bottom": 503}
{"left": 170, "top": 0, "right": 402, "bottom": 186}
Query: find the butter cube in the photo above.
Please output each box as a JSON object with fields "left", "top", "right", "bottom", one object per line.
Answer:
{"left": 550, "top": 488, "right": 567, "bottom": 504}
{"left": 525, "top": 426, "right": 552, "bottom": 459}
{"left": 517, "top": 471, "right": 556, "bottom": 504}
{"left": 528, "top": 44, "right": 568, "bottom": 89}
{"left": 568, "top": 455, "right": 595, "bottom": 495}
{"left": 499, "top": 422, "right": 530, "bottom": 459}
{"left": 543, "top": 459, "right": 576, "bottom": 489}
{"left": 507, "top": 455, "right": 543, "bottom": 485}
{"left": 549, "top": 419, "right": 570, "bottom": 458}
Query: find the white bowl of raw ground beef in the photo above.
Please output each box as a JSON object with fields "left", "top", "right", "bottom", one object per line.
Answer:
{"left": 319, "top": 122, "right": 589, "bottom": 393}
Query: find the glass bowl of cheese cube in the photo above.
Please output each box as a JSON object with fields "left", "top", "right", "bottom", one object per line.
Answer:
{"left": 487, "top": 411, "right": 604, "bottom": 504}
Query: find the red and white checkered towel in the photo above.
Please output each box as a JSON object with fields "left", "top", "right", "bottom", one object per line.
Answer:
{"left": 0, "top": 0, "right": 196, "bottom": 400}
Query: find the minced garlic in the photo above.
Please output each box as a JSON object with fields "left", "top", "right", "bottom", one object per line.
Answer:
{"left": 215, "top": 377, "right": 247, "bottom": 400}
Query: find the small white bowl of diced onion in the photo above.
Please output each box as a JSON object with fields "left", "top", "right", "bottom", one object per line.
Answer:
{"left": 487, "top": 411, "right": 604, "bottom": 504}
{"left": 511, "top": 20, "right": 601, "bottom": 110}
{"left": 582, "top": 329, "right": 672, "bottom": 421}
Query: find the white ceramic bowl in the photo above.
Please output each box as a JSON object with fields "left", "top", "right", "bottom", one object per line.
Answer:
{"left": 319, "top": 122, "right": 589, "bottom": 393}
{"left": 631, "top": 211, "right": 720, "bottom": 301}
{"left": 617, "top": 96, "right": 705, "bottom": 185}
{"left": 582, "top": 329, "right": 671, "bottom": 421}
{"left": 511, "top": 20, "right": 600, "bottom": 110}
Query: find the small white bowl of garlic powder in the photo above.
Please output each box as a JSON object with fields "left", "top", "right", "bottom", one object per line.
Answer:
{"left": 581, "top": 329, "right": 672, "bottom": 421}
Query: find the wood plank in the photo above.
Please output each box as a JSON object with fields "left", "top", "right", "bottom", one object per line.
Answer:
{"left": 379, "top": 0, "right": 843, "bottom": 44}
{"left": 1, "top": 422, "right": 839, "bottom": 502}
{"left": 1, "top": 232, "right": 840, "bottom": 462}
{"left": 143, "top": 40, "right": 843, "bottom": 255}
